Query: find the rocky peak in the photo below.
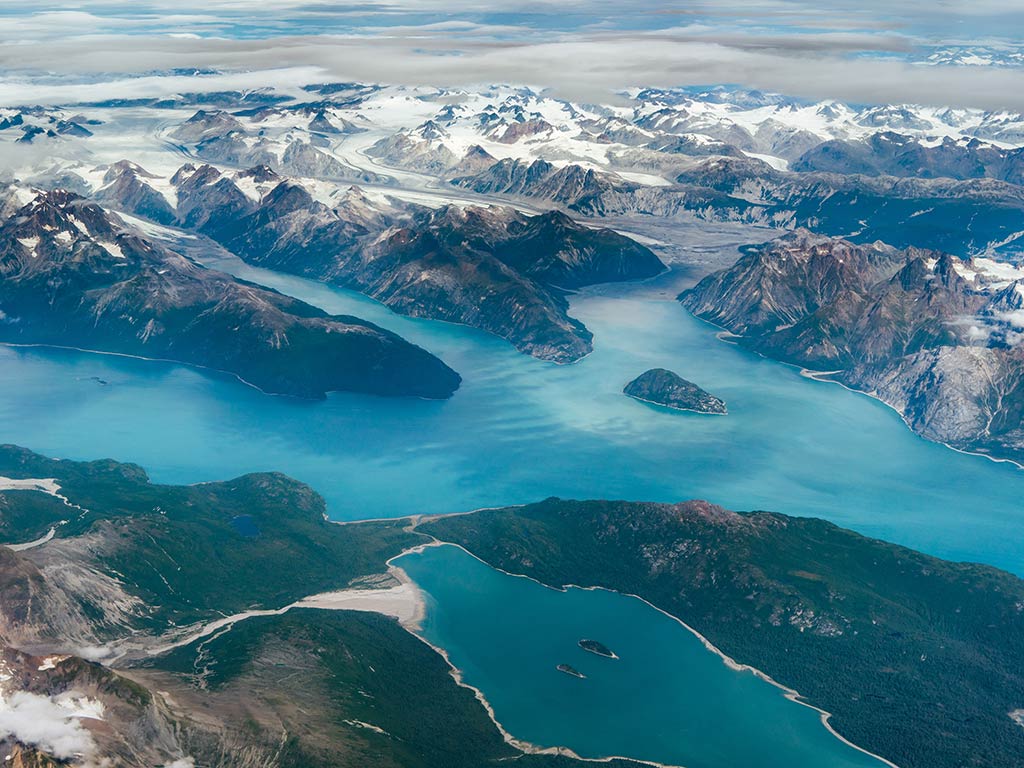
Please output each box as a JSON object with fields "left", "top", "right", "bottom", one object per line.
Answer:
{"left": 891, "top": 252, "right": 971, "bottom": 297}
{"left": 95, "top": 161, "right": 176, "bottom": 225}
{"left": 172, "top": 163, "right": 222, "bottom": 190}
{"left": 415, "top": 119, "right": 449, "bottom": 140}
{"left": 261, "top": 179, "right": 316, "bottom": 216}
{"left": 172, "top": 164, "right": 255, "bottom": 231}
{"left": 988, "top": 279, "right": 1024, "bottom": 312}
{"left": 10, "top": 190, "right": 119, "bottom": 242}
{"left": 449, "top": 144, "right": 498, "bottom": 176}
{"left": 308, "top": 109, "right": 341, "bottom": 134}
{"left": 101, "top": 160, "right": 156, "bottom": 185}
{"left": 238, "top": 164, "right": 280, "bottom": 184}
{"left": 673, "top": 499, "right": 744, "bottom": 526}
{"left": 168, "top": 164, "right": 196, "bottom": 186}
{"left": 0, "top": 112, "right": 24, "bottom": 130}
{"left": 169, "top": 109, "right": 243, "bottom": 144}
{"left": 493, "top": 118, "right": 554, "bottom": 144}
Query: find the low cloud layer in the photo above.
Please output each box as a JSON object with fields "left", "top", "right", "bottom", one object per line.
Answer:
{"left": 0, "top": 2, "right": 1021, "bottom": 110}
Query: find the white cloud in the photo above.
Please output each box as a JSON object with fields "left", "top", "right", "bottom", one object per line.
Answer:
{"left": 0, "top": 691, "right": 97, "bottom": 760}
{"left": 0, "top": 2, "right": 1020, "bottom": 111}
{"left": 994, "top": 309, "right": 1024, "bottom": 329}
{"left": 0, "top": 31, "right": 1018, "bottom": 112}
{"left": 0, "top": 65, "right": 326, "bottom": 107}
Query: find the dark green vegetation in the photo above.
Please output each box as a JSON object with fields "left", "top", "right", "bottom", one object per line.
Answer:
{"left": 556, "top": 663, "right": 585, "bottom": 679}
{"left": 0, "top": 489, "right": 70, "bottom": 543}
{"left": 0, "top": 446, "right": 645, "bottom": 768}
{"left": 134, "top": 610, "right": 639, "bottom": 768}
{"left": 422, "top": 498, "right": 1024, "bottom": 768}
{"left": 0, "top": 190, "right": 460, "bottom": 398}
{"left": 578, "top": 639, "right": 616, "bottom": 659}
{"left": 0, "top": 444, "right": 418, "bottom": 646}
{"left": 623, "top": 368, "right": 727, "bottom": 414}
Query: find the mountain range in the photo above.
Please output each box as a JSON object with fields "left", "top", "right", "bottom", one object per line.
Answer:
{"left": 0, "top": 187, "right": 459, "bottom": 399}
{"left": 93, "top": 161, "right": 665, "bottom": 362}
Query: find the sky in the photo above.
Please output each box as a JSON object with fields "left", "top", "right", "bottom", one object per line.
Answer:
{"left": 0, "top": 1, "right": 1022, "bottom": 108}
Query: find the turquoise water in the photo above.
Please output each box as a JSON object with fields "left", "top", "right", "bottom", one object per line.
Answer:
{"left": 400, "top": 544, "right": 886, "bottom": 768}
{"left": 0, "top": 255, "right": 1021, "bottom": 574}
{"left": 1, "top": 249, "right": 1020, "bottom": 765}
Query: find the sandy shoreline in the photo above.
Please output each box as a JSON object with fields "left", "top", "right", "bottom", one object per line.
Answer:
{"left": 4, "top": 474, "right": 899, "bottom": 767}
{"left": 139, "top": 562, "right": 427, "bottom": 660}
{"left": 4, "top": 527, "right": 57, "bottom": 551}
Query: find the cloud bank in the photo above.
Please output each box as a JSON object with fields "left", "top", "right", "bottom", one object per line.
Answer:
{"left": 0, "top": 2, "right": 1021, "bottom": 110}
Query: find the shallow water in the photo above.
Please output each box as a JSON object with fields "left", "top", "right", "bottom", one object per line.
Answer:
{"left": 0, "top": 256, "right": 1021, "bottom": 573}
{"left": 400, "top": 544, "right": 886, "bottom": 768}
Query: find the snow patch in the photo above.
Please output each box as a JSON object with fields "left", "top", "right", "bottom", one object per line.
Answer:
{"left": 973, "top": 257, "right": 1024, "bottom": 288}
{"left": 16, "top": 236, "right": 39, "bottom": 254}
{"left": 102, "top": 240, "right": 126, "bottom": 259}
{"left": 613, "top": 170, "right": 672, "bottom": 187}
{"left": 742, "top": 151, "right": 790, "bottom": 171}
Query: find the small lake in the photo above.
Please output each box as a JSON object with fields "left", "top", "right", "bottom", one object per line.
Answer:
{"left": 400, "top": 544, "right": 887, "bottom": 768}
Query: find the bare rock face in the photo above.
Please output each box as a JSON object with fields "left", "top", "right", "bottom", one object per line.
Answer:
{"left": 168, "top": 165, "right": 665, "bottom": 363}
{"left": 792, "top": 131, "right": 1024, "bottom": 185}
{"left": 848, "top": 346, "right": 1024, "bottom": 459}
{"left": 455, "top": 154, "right": 1024, "bottom": 258}
{"left": 680, "top": 231, "right": 1024, "bottom": 462}
{"left": 94, "top": 161, "right": 176, "bottom": 225}
{"left": 624, "top": 369, "right": 727, "bottom": 414}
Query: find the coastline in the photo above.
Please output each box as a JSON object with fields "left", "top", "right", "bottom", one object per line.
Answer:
{"left": 0, "top": 341, "right": 310, "bottom": 400}
{"left": 624, "top": 392, "right": 728, "bottom": 416}
{"left": 0, "top": 341, "right": 453, "bottom": 403}
{"left": 390, "top": 539, "right": 682, "bottom": 768}
{"left": 798, "top": 368, "right": 1024, "bottom": 472}
{"left": 691, "top": 312, "right": 1024, "bottom": 472}
{"left": 402, "top": 535, "right": 899, "bottom": 768}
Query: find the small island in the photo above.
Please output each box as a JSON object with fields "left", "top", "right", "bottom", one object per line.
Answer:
{"left": 578, "top": 639, "right": 618, "bottom": 659}
{"left": 624, "top": 368, "right": 727, "bottom": 414}
{"left": 557, "top": 663, "right": 586, "bottom": 679}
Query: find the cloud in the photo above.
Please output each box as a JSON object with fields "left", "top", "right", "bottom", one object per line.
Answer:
{"left": 73, "top": 645, "right": 115, "bottom": 662}
{"left": 0, "top": 2, "right": 1020, "bottom": 111}
{"left": 0, "top": 31, "right": 1020, "bottom": 112}
{"left": 0, "top": 65, "right": 327, "bottom": 107}
{"left": 0, "top": 691, "right": 97, "bottom": 760}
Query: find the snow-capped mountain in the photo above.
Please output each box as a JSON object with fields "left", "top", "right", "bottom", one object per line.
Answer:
{"left": 6, "top": 80, "right": 1023, "bottom": 265}
{"left": 925, "top": 46, "right": 1024, "bottom": 68}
